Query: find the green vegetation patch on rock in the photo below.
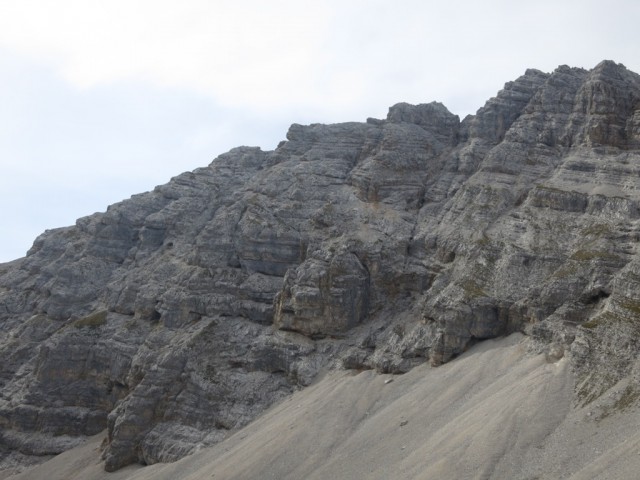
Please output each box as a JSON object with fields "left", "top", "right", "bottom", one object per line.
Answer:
{"left": 72, "top": 310, "right": 108, "bottom": 329}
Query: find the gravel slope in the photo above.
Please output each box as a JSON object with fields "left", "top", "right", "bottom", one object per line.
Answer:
{"left": 12, "top": 334, "right": 640, "bottom": 479}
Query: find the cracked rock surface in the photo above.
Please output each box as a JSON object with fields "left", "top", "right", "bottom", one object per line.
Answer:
{"left": 2, "top": 60, "right": 640, "bottom": 472}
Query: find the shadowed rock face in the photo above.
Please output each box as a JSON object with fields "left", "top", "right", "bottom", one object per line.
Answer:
{"left": 1, "top": 60, "right": 640, "bottom": 471}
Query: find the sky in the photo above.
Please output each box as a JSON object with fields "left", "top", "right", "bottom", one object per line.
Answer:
{"left": 1, "top": 0, "right": 639, "bottom": 262}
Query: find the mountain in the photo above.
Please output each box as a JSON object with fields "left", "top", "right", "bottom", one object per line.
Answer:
{"left": 1, "top": 60, "right": 640, "bottom": 477}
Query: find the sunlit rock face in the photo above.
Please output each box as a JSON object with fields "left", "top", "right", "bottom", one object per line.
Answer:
{"left": 1, "top": 60, "right": 640, "bottom": 471}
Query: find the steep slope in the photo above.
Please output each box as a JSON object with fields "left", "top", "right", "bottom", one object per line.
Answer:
{"left": 1, "top": 60, "right": 640, "bottom": 474}
{"left": 11, "top": 334, "right": 640, "bottom": 480}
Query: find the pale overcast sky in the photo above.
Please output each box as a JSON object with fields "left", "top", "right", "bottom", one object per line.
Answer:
{"left": 1, "top": 0, "right": 639, "bottom": 262}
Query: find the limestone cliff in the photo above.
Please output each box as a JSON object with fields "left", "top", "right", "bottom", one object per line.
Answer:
{"left": 1, "top": 60, "right": 640, "bottom": 472}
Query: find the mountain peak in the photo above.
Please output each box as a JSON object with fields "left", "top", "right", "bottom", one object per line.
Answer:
{"left": 2, "top": 61, "right": 640, "bottom": 477}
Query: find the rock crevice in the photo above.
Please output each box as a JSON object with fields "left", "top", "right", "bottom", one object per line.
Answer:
{"left": 2, "top": 60, "right": 640, "bottom": 471}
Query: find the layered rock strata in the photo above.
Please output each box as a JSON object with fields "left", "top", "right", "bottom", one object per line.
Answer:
{"left": 1, "top": 60, "right": 640, "bottom": 471}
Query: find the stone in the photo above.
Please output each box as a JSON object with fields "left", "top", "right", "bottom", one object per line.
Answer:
{"left": 1, "top": 60, "right": 640, "bottom": 472}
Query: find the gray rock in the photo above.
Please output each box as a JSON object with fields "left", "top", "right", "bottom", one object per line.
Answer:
{"left": 1, "top": 60, "right": 640, "bottom": 472}
{"left": 274, "top": 251, "right": 370, "bottom": 336}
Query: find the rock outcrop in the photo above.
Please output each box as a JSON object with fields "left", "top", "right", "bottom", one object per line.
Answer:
{"left": 1, "top": 60, "right": 640, "bottom": 472}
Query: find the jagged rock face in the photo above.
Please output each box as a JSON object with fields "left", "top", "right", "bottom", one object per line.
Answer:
{"left": 1, "top": 60, "right": 640, "bottom": 472}
{"left": 274, "top": 252, "right": 370, "bottom": 335}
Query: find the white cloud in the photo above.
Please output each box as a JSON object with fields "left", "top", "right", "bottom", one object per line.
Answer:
{"left": 0, "top": 1, "right": 334, "bottom": 110}
{"left": 1, "top": 0, "right": 639, "bottom": 119}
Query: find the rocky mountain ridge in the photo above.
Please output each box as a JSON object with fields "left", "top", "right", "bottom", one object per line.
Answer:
{"left": 1, "top": 60, "right": 640, "bottom": 473}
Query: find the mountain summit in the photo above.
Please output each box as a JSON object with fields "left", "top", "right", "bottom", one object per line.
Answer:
{"left": 1, "top": 61, "right": 640, "bottom": 476}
